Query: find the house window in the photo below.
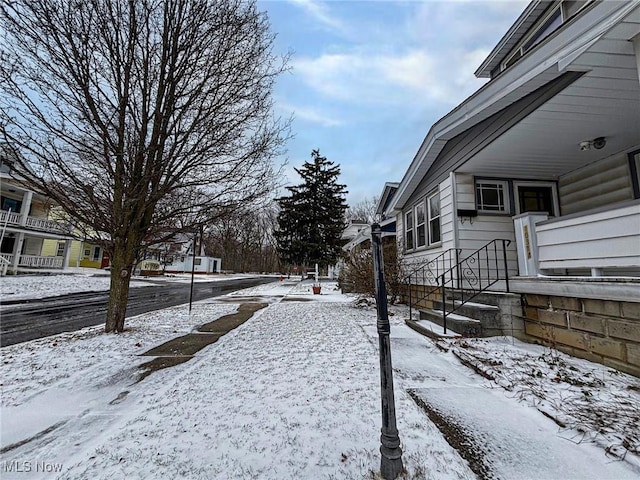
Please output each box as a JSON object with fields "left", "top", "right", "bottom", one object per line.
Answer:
{"left": 1, "top": 196, "right": 21, "bottom": 213}
{"left": 56, "top": 243, "right": 65, "bottom": 257}
{"left": 83, "top": 248, "right": 91, "bottom": 258}
{"left": 476, "top": 180, "right": 510, "bottom": 213}
{"left": 630, "top": 150, "right": 640, "bottom": 199}
{"left": 405, "top": 211, "right": 414, "bottom": 250}
{"left": 92, "top": 246, "right": 100, "bottom": 261}
{"left": 514, "top": 182, "right": 558, "bottom": 216}
{"left": 428, "top": 191, "right": 441, "bottom": 244}
{"left": 522, "top": 7, "right": 562, "bottom": 53}
{"left": 194, "top": 258, "right": 202, "bottom": 266}
{"left": 415, "top": 203, "right": 426, "bottom": 247}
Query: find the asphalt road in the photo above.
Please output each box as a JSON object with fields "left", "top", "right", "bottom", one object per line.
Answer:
{"left": 0, "top": 276, "right": 277, "bottom": 347}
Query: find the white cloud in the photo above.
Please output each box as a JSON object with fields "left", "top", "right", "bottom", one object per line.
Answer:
{"left": 277, "top": 100, "right": 344, "bottom": 127}
{"left": 292, "top": 47, "right": 488, "bottom": 108}
{"left": 285, "top": 0, "right": 349, "bottom": 35}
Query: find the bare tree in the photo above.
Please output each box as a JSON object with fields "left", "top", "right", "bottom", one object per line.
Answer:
{"left": 346, "top": 195, "right": 380, "bottom": 224}
{"left": 0, "top": 0, "right": 290, "bottom": 332}
{"left": 202, "top": 201, "right": 280, "bottom": 273}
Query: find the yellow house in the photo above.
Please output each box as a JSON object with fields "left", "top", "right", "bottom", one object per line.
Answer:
{"left": 41, "top": 238, "right": 106, "bottom": 268}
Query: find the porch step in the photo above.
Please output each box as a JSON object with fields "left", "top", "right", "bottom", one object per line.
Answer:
{"left": 446, "top": 290, "right": 522, "bottom": 309}
{"left": 406, "top": 318, "right": 461, "bottom": 340}
{"left": 433, "top": 299, "right": 500, "bottom": 328}
{"left": 419, "top": 308, "right": 482, "bottom": 337}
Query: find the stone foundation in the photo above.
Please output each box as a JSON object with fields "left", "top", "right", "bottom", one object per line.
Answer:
{"left": 522, "top": 294, "right": 640, "bottom": 378}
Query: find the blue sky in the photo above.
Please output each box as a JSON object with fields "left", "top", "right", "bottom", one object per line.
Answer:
{"left": 258, "top": 0, "right": 529, "bottom": 206}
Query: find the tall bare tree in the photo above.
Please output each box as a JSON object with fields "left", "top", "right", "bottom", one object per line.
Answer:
{"left": 346, "top": 195, "right": 380, "bottom": 224}
{"left": 0, "top": 0, "right": 290, "bottom": 332}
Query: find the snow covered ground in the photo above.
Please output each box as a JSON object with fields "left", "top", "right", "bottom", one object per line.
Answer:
{"left": 0, "top": 271, "right": 272, "bottom": 302}
{"left": 1, "top": 280, "right": 639, "bottom": 479}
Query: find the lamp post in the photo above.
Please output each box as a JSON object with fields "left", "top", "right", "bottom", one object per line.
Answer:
{"left": 189, "top": 230, "right": 197, "bottom": 313}
{"left": 371, "top": 223, "right": 403, "bottom": 479}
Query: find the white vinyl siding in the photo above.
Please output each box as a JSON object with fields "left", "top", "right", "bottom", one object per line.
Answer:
{"left": 559, "top": 153, "right": 634, "bottom": 215}
{"left": 456, "top": 174, "right": 519, "bottom": 277}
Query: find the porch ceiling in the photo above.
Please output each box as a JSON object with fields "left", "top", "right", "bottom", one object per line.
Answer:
{"left": 457, "top": 13, "right": 640, "bottom": 179}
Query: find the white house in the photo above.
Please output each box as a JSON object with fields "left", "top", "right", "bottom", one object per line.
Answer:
{"left": 389, "top": 0, "right": 640, "bottom": 377}
{"left": 0, "top": 148, "right": 74, "bottom": 274}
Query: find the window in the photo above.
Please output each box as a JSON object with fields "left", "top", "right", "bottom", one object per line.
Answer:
{"left": 522, "top": 8, "right": 562, "bottom": 53}
{"left": 518, "top": 186, "right": 555, "bottom": 215}
{"left": 92, "top": 246, "right": 100, "bottom": 261}
{"left": 56, "top": 243, "right": 65, "bottom": 257}
{"left": 1, "top": 196, "right": 21, "bottom": 213}
{"left": 630, "top": 150, "right": 640, "bottom": 199}
{"left": 194, "top": 258, "right": 202, "bottom": 266}
{"left": 83, "top": 248, "right": 91, "bottom": 258}
{"left": 415, "top": 203, "right": 426, "bottom": 247}
{"left": 476, "top": 180, "right": 510, "bottom": 213}
{"left": 498, "top": 1, "right": 592, "bottom": 75}
{"left": 428, "top": 191, "right": 441, "bottom": 244}
{"left": 514, "top": 182, "right": 558, "bottom": 216}
{"left": 405, "top": 211, "right": 414, "bottom": 250}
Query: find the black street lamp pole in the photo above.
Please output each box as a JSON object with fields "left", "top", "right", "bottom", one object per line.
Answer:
{"left": 189, "top": 230, "right": 197, "bottom": 313}
{"left": 371, "top": 223, "right": 404, "bottom": 480}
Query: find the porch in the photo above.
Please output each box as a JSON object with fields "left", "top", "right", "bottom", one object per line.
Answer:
{"left": 0, "top": 252, "right": 65, "bottom": 269}
{"left": 0, "top": 209, "right": 72, "bottom": 235}
{"left": 514, "top": 199, "right": 640, "bottom": 279}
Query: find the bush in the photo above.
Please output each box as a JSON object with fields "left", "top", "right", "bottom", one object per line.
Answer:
{"left": 339, "top": 239, "right": 406, "bottom": 304}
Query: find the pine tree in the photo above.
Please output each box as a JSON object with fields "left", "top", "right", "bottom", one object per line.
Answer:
{"left": 275, "top": 150, "right": 348, "bottom": 271}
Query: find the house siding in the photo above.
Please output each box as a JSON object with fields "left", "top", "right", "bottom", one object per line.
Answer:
{"left": 559, "top": 153, "right": 635, "bottom": 215}
{"left": 455, "top": 174, "right": 518, "bottom": 277}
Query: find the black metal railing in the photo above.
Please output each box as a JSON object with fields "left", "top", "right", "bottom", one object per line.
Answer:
{"left": 405, "top": 239, "right": 511, "bottom": 333}
{"left": 404, "top": 248, "right": 461, "bottom": 321}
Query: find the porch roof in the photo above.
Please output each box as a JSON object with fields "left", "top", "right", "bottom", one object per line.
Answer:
{"left": 390, "top": 1, "right": 640, "bottom": 211}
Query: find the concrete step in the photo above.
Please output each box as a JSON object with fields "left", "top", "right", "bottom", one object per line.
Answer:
{"left": 433, "top": 299, "right": 499, "bottom": 325}
{"left": 419, "top": 308, "right": 482, "bottom": 337}
{"left": 446, "top": 290, "right": 521, "bottom": 308}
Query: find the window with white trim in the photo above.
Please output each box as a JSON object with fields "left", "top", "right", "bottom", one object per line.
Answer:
{"left": 428, "top": 191, "right": 441, "bottom": 244}
{"left": 415, "top": 203, "right": 426, "bottom": 247}
{"left": 476, "top": 180, "right": 510, "bottom": 213}
{"left": 405, "top": 211, "right": 414, "bottom": 250}
{"left": 56, "top": 242, "right": 65, "bottom": 257}
{"left": 514, "top": 181, "right": 558, "bottom": 216}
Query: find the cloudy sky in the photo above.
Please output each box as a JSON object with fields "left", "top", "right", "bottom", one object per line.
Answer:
{"left": 259, "top": 0, "right": 529, "bottom": 206}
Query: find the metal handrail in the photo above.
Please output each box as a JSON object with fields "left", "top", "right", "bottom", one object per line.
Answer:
{"left": 404, "top": 248, "right": 461, "bottom": 320}
{"left": 404, "top": 239, "right": 511, "bottom": 333}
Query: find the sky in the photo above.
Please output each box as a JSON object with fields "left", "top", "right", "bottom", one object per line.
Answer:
{"left": 258, "top": 0, "right": 530, "bottom": 207}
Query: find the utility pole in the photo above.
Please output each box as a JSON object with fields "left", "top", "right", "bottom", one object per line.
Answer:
{"left": 371, "top": 223, "right": 404, "bottom": 479}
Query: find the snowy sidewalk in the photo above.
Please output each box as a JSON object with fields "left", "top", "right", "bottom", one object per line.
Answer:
{"left": 1, "top": 280, "right": 639, "bottom": 479}
{"left": 369, "top": 323, "right": 637, "bottom": 479}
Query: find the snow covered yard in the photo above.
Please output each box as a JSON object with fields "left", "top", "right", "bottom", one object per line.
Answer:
{"left": 0, "top": 274, "right": 152, "bottom": 302}
{"left": 1, "top": 279, "right": 640, "bottom": 479}
{"left": 0, "top": 272, "right": 269, "bottom": 302}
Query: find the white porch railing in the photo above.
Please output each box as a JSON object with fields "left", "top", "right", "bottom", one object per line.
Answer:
{"left": 0, "top": 209, "right": 72, "bottom": 235}
{"left": 536, "top": 200, "right": 640, "bottom": 275}
{"left": 0, "top": 210, "right": 21, "bottom": 225}
{"left": 0, "top": 254, "right": 10, "bottom": 276}
{"left": 15, "top": 255, "right": 64, "bottom": 268}
{"left": 24, "top": 216, "right": 72, "bottom": 234}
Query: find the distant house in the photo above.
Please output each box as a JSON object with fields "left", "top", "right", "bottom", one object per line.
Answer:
{"left": 41, "top": 238, "right": 109, "bottom": 269}
{"left": 0, "top": 148, "right": 75, "bottom": 274}
{"left": 389, "top": 1, "right": 640, "bottom": 376}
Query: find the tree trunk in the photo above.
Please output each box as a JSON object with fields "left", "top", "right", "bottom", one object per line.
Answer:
{"left": 105, "top": 244, "right": 135, "bottom": 333}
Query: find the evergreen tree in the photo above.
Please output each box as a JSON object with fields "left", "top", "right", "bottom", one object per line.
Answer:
{"left": 275, "top": 150, "right": 348, "bottom": 271}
